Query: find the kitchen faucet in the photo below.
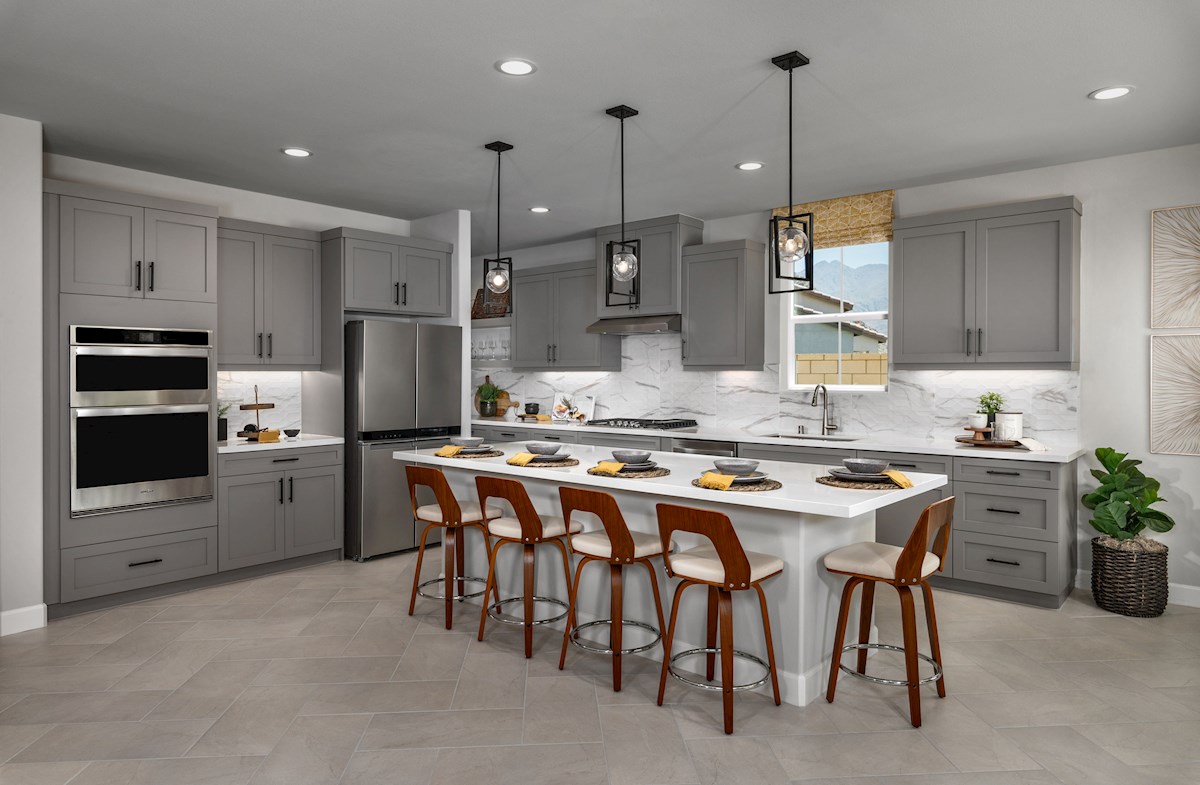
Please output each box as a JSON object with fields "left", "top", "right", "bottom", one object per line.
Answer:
{"left": 810, "top": 384, "right": 837, "bottom": 435}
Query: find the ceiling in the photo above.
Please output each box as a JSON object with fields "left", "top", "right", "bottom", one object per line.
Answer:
{"left": 1, "top": 0, "right": 1197, "bottom": 253}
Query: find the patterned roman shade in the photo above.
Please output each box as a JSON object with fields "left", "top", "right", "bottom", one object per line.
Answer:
{"left": 772, "top": 189, "right": 895, "bottom": 249}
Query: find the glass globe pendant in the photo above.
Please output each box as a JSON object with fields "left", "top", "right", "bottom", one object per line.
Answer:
{"left": 611, "top": 248, "right": 638, "bottom": 282}
{"left": 776, "top": 222, "right": 809, "bottom": 264}
{"left": 485, "top": 263, "right": 510, "bottom": 294}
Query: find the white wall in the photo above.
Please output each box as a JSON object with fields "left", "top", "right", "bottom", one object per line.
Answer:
{"left": 0, "top": 114, "right": 45, "bottom": 635}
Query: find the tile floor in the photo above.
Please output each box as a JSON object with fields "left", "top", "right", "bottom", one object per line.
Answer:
{"left": 1, "top": 550, "right": 1198, "bottom": 785}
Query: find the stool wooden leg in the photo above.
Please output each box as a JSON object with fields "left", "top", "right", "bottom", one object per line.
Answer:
{"left": 706, "top": 586, "right": 719, "bottom": 682}
{"left": 409, "top": 523, "right": 437, "bottom": 616}
{"left": 857, "top": 580, "right": 875, "bottom": 674}
{"left": 920, "top": 581, "right": 946, "bottom": 698}
{"left": 522, "top": 544, "right": 537, "bottom": 658}
{"left": 640, "top": 558, "right": 668, "bottom": 656}
{"left": 897, "top": 584, "right": 922, "bottom": 727}
{"left": 753, "top": 583, "right": 782, "bottom": 706}
{"left": 610, "top": 564, "right": 624, "bottom": 692}
{"left": 443, "top": 527, "right": 458, "bottom": 629}
{"left": 717, "top": 588, "right": 735, "bottom": 734}
{"left": 559, "top": 556, "right": 588, "bottom": 670}
{"left": 477, "top": 539, "right": 503, "bottom": 642}
{"left": 657, "top": 580, "right": 690, "bottom": 706}
{"left": 826, "top": 577, "right": 860, "bottom": 704}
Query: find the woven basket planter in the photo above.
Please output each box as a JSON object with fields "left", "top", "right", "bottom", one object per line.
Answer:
{"left": 1090, "top": 537, "right": 1168, "bottom": 618}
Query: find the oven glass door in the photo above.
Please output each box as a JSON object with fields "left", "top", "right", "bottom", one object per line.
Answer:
{"left": 71, "top": 405, "right": 213, "bottom": 515}
{"left": 70, "top": 346, "right": 211, "bottom": 407}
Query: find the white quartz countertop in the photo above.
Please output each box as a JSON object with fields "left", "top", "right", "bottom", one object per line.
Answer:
{"left": 396, "top": 442, "right": 946, "bottom": 518}
{"left": 218, "top": 434, "right": 344, "bottom": 454}
{"left": 471, "top": 418, "right": 1084, "bottom": 464}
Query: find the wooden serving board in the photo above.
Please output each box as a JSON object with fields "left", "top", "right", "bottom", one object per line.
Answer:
{"left": 955, "top": 435, "right": 1023, "bottom": 448}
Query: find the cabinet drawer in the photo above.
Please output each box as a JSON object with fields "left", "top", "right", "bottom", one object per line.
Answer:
{"left": 955, "top": 482, "right": 1058, "bottom": 541}
{"left": 525, "top": 431, "right": 580, "bottom": 444}
{"left": 953, "top": 531, "right": 1060, "bottom": 594}
{"left": 61, "top": 527, "right": 218, "bottom": 602}
{"left": 737, "top": 442, "right": 856, "bottom": 464}
{"left": 578, "top": 433, "right": 662, "bottom": 451}
{"left": 953, "top": 457, "right": 1060, "bottom": 489}
{"left": 219, "top": 446, "right": 342, "bottom": 477}
{"left": 856, "top": 451, "right": 952, "bottom": 478}
{"left": 482, "top": 427, "right": 579, "bottom": 444}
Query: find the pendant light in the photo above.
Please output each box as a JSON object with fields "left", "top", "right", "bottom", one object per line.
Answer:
{"left": 768, "top": 50, "right": 815, "bottom": 294}
{"left": 482, "top": 141, "right": 514, "bottom": 313}
{"left": 604, "top": 104, "right": 641, "bottom": 308}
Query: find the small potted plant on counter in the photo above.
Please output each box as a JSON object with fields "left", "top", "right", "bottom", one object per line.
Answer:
{"left": 976, "top": 391, "right": 1005, "bottom": 436}
{"left": 217, "top": 400, "right": 233, "bottom": 442}
{"left": 475, "top": 377, "right": 503, "bottom": 418}
{"left": 1081, "top": 447, "right": 1174, "bottom": 617}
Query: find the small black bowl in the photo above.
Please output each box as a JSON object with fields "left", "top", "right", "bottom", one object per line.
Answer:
{"left": 284, "top": 428, "right": 300, "bottom": 438}
{"left": 525, "top": 403, "right": 540, "bottom": 414}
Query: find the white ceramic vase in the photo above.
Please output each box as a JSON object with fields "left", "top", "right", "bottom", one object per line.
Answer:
{"left": 967, "top": 413, "right": 988, "bottom": 430}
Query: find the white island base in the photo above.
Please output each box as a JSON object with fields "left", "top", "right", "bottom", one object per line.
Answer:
{"left": 396, "top": 443, "right": 947, "bottom": 707}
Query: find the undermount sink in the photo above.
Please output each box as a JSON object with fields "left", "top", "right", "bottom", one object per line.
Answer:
{"left": 772, "top": 433, "right": 862, "bottom": 442}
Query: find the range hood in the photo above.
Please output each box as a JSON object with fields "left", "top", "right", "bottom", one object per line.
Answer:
{"left": 586, "top": 314, "right": 681, "bottom": 335}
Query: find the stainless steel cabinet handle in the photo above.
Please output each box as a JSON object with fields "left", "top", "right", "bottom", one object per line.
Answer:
{"left": 267, "top": 333, "right": 273, "bottom": 358}
{"left": 978, "top": 328, "right": 984, "bottom": 356}
{"left": 402, "top": 282, "right": 407, "bottom": 305}
{"left": 965, "top": 328, "right": 972, "bottom": 356}
{"left": 278, "top": 477, "right": 284, "bottom": 505}
{"left": 394, "top": 282, "right": 400, "bottom": 305}
{"left": 135, "top": 261, "right": 142, "bottom": 291}
{"left": 986, "top": 470, "right": 1021, "bottom": 476}
{"left": 986, "top": 507, "right": 1021, "bottom": 515}
{"left": 148, "top": 261, "right": 155, "bottom": 292}
{"left": 128, "top": 558, "right": 162, "bottom": 568}
{"left": 986, "top": 557, "right": 1021, "bottom": 567}
{"left": 257, "top": 333, "right": 263, "bottom": 357}
{"left": 288, "top": 477, "right": 294, "bottom": 503}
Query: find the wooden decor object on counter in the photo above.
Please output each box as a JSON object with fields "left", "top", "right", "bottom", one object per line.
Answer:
{"left": 236, "top": 384, "right": 276, "bottom": 441}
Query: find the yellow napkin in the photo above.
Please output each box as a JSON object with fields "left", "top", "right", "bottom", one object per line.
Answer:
{"left": 435, "top": 445, "right": 464, "bottom": 457}
{"left": 882, "top": 469, "right": 913, "bottom": 488}
{"left": 507, "top": 452, "right": 537, "bottom": 466}
{"left": 593, "top": 461, "right": 626, "bottom": 476}
{"left": 698, "top": 472, "right": 736, "bottom": 491}
{"left": 535, "top": 414, "right": 551, "bottom": 422}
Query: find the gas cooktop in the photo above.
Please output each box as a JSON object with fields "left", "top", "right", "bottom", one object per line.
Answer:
{"left": 588, "top": 418, "right": 698, "bottom": 430}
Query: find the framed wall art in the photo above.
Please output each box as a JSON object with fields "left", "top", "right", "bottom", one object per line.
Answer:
{"left": 1149, "top": 333, "right": 1200, "bottom": 455}
{"left": 1150, "top": 203, "right": 1200, "bottom": 328}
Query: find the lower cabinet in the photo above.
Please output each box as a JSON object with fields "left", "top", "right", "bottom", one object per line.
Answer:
{"left": 217, "top": 474, "right": 287, "bottom": 571}
{"left": 60, "top": 528, "right": 218, "bottom": 603}
{"left": 736, "top": 442, "right": 856, "bottom": 464}
{"left": 577, "top": 432, "right": 662, "bottom": 451}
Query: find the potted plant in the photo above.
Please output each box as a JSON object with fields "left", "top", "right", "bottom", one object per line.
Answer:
{"left": 976, "top": 391, "right": 1005, "bottom": 436}
{"left": 476, "top": 378, "right": 503, "bottom": 418}
{"left": 1081, "top": 447, "right": 1174, "bottom": 617}
{"left": 217, "top": 400, "right": 233, "bottom": 442}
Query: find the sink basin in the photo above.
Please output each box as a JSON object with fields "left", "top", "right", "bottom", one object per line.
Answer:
{"left": 772, "top": 433, "right": 862, "bottom": 442}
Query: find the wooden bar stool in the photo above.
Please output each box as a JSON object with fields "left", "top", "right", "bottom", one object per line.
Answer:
{"left": 476, "top": 475, "right": 579, "bottom": 657}
{"left": 824, "top": 496, "right": 955, "bottom": 728}
{"left": 405, "top": 466, "right": 502, "bottom": 629}
{"left": 655, "top": 503, "right": 783, "bottom": 735}
{"left": 557, "top": 487, "right": 668, "bottom": 691}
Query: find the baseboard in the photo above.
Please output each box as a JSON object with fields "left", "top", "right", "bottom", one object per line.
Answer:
{"left": 1075, "top": 570, "right": 1200, "bottom": 609}
{"left": 0, "top": 603, "right": 48, "bottom": 636}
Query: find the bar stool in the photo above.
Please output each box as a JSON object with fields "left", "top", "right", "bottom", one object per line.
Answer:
{"left": 557, "top": 487, "right": 668, "bottom": 691}
{"left": 406, "top": 466, "right": 502, "bottom": 629}
{"left": 655, "top": 503, "right": 783, "bottom": 735}
{"left": 476, "top": 476, "right": 579, "bottom": 658}
{"left": 824, "top": 496, "right": 955, "bottom": 728}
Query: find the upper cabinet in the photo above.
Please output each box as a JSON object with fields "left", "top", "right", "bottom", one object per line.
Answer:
{"left": 512, "top": 261, "right": 620, "bottom": 371}
{"left": 594, "top": 214, "right": 703, "bottom": 318}
{"left": 326, "top": 228, "right": 452, "bottom": 317}
{"left": 57, "top": 189, "right": 217, "bottom": 303}
{"left": 680, "top": 240, "right": 766, "bottom": 370}
{"left": 217, "top": 219, "right": 322, "bottom": 369}
{"left": 892, "top": 197, "right": 1080, "bottom": 369}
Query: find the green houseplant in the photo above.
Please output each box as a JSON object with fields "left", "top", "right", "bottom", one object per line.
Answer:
{"left": 1081, "top": 447, "right": 1174, "bottom": 617}
{"left": 476, "top": 377, "right": 502, "bottom": 418}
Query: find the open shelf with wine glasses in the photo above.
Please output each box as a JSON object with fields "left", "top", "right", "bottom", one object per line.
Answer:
{"left": 470, "top": 322, "right": 511, "bottom": 368}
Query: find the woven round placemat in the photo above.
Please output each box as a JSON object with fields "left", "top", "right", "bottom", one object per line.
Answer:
{"left": 444, "top": 450, "right": 505, "bottom": 459}
{"left": 816, "top": 475, "right": 900, "bottom": 490}
{"left": 510, "top": 458, "right": 580, "bottom": 468}
{"left": 587, "top": 467, "right": 672, "bottom": 479}
{"left": 691, "top": 478, "right": 783, "bottom": 492}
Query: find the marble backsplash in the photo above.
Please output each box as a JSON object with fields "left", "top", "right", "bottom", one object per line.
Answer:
{"left": 472, "top": 334, "right": 1079, "bottom": 443}
{"left": 217, "top": 371, "right": 303, "bottom": 434}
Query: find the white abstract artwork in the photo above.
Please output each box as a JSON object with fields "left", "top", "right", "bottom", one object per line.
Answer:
{"left": 1150, "top": 204, "right": 1200, "bottom": 328}
{"left": 1150, "top": 334, "right": 1200, "bottom": 455}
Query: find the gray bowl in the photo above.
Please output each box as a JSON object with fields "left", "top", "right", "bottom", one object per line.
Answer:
{"left": 713, "top": 458, "right": 759, "bottom": 476}
{"left": 450, "top": 436, "right": 484, "bottom": 447}
{"left": 843, "top": 457, "right": 889, "bottom": 475}
{"left": 284, "top": 428, "right": 300, "bottom": 438}
{"left": 526, "top": 441, "right": 563, "bottom": 456}
{"left": 612, "top": 449, "right": 651, "bottom": 464}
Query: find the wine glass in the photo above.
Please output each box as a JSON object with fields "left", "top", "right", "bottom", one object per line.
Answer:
{"left": 470, "top": 339, "right": 478, "bottom": 360}
{"left": 487, "top": 337, "right": 497, "bottom": 360}
{"left": 500, "top": 336, "right": 510, "bottom": 360}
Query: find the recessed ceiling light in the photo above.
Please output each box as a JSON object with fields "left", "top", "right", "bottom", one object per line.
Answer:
{"left": 736, "top": 161, "right": 764, "bottom": 171}
{"left": 496, "top": 59, "right": 536, "bottom": 76}
{"left": 281, "top": 147, "right": 312, "bottom": 158}
{"left": 529, "top": 206, "right": 550, "bottom": 213}
{"left": 1088, "top": 86, "right": 1133, "bottom": 100}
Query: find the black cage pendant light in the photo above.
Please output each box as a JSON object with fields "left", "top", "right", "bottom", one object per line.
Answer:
{"left": 605, "top": 104, "right": 641, "bottom": 307}
{"left": 768, "top": 50, "right": 815, "bottom": 295}
{"left": 482, "top": 140, "right": 514, "bottom": 313}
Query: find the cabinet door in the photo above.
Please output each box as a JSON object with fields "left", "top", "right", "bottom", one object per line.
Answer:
{"left": 553, "top": 267, "right": 613, "bottom": 368}
{"left": 892, "top": 221, "right": 976, "bottom": 365}
{"left": 217, "top": 229, "right": 265, "bottom": 366}
{"left": 263, "top": 236, "right": 322, "bottom": 366}
{"left": 735, "top": 443, "right": 856, "bottom": 464}
{"left": 218, "top": 473, "right": 286, "bottom": 571}
{"left": 635, "top": 223, "right": 682, "bottom": 316}
{"left": 873, "top": 483, "right": 956, "bottom": 575}
{"left": 397, "top": 247, "right": 450, "bottom": 316}
{"left": 344, "top": 238, "right": 400, "bottom": 312}
{"left": 59, "top": 196, "right": 144, "bottom": 298}
{"left": 975, "top": 210, "right": 1074, "bottom": 365}
{"left": 144, "top": 209, "right": 217, "bottom": 303}
{"left": 682, "top": 249, "right": 744, "bottom": 367}
{"left": 286, "top": 466, "right": 343, "bottom": 558}
{"left": 511, "top": 274, "right": 555, "bottom": 368}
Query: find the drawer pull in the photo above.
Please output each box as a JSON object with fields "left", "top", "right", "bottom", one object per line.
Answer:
{"left": 890, "top": 463, "right": 918, "bottom": 469}
{"left": 498, "top": 432, "right": 517, "bottom": 438}
{"left": 128, "top": 558, "right": 163, "bottom": 568}
{"left": 279, "top": 477, "right": 284, "bottom": 505}
{"left": 272, "top": 457, "right": 300, "bottom": 463}
{"left": 986, "top": 470, "right": 1021, "bottom": 476}
{"left": 986, "top": 507, "right": 1021, "bottom": 515}
{"left": 986, "top": 557, "right": 1021, "bottom": 567}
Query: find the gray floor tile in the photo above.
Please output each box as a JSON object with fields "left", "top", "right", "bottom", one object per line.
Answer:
{"left": 429, "top": 743, "right": 607, "bottom": 785}
{"left": 688, "top": 736, "right": 791, "bottom": 785}
{"left": 298, "top": 681, "right": 456, "bottom": 715}
{"left": 1001, "top": 725, "right": 1157, "bottom": 785}
{"left": 768, "top": 729, "right": 957, "bottom": 780}
{"left": 338, "top": 749, "right": 436, "bottom": 785}
{"left": 0, "top": 726, "right": 53, "bottom": 766}
{"left": 0, "top": 691, "right": 169, "bottom": 725}
{"left": 178, "top": 618, "right": 311, "bottom": 640}
{"left": 340, "top": 616, "right": 420, "bottom": 657}
{"left": 253, "top": 656, "right": 399, "bottom": 686}
{"left": 186, "top": 685, "right": 315, "bottom": 757}
{"left": 0, "top": 665, "right": 137, "bottom": 695}
{"left": 359, "top": 709, "right": 523, "bottom": 750}
{"left": 391, "top": 633, "right": 470, "bottom": 682}
{"left": 50, "top": 608, "right": 163, "bottom": 645}
{"left": 600, "top": 703, "right": 699, "bottom": 785}
{"left": 146, "top": 660, "right": 269, "bottom": 720}
{"left": 1074, "top": 720, "right": 1200, "bottom": 765}
{"left": 149, "top": 603, "right": 275, "bottom": 621}
{"left": 0, "top": 644, "right": 106, "bottom": 668}
{"left": 248, "top": 713, "right": 369, "bottom": 785}
{"left": 81, "top": 621, "right": 195, "bottom": 666}
{"left": 0, "top": 761, "right": 88, "bottom": 785}
{"left": 69, "top": 756, "right": 264, "bottom": 785}
{"left": 296, "top": 602, "right": 377, "bottom": 638}
{"left": 12, "top": 720, "right": 211, "bottom": 762}
{"left": 522, "top": 675, "right": 601, "bottom": 743}
{"left": 914, "top": 697, "right": 1041, "bottom": 772}
{"left": 451, "top": 651, "right": 527, "bottom": 709}
{"left": 211, "top": 637, "right": 350, "bottom": 661}
{"left": 107, "top": 639, "right": 230, "bottom": 691}
{"left": 672, "top": 697, "right": 836, "bottom": 738}
{"left": 958, "top": 689, "right": 1130, "bottom": 727}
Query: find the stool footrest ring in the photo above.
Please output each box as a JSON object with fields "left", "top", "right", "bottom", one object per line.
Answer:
{"left": 570, "top": 619, "right": 661, "bottom": 655}
{"left": 838, "top": 642, "right": 943, "bottom": 687}
{"left": 668, "top": 647, "right": 770, "bottom": 692}
{"left": 416, "top": 576, "right": 488, "bottom": 601}
{"left": 487, "top": 596, "right": 569, "bottom": 626}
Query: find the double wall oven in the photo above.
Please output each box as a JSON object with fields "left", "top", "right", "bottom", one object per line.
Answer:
{"left": 69, "top": 326, "right": 214, "bottom": 516}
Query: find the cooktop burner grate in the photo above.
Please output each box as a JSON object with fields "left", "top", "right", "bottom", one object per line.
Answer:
{"left": 589, "top": 418, "right": 698, "bottom": 430}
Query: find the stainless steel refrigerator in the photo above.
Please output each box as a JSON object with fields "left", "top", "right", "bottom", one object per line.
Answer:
{"left": 345, "top": 320, "right": 462, "bottom": 560}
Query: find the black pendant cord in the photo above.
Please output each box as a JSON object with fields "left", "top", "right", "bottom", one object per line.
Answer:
{"left": 495, "top": 148, "right": 501, "bottom": 262}
{"left": 619, "top": 115, "right": 626, "bottom": 245}
{"left": 787, "top": 64, "right": 794, "bottom": 222}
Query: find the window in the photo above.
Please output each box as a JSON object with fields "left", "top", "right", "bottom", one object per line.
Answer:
{"left": 785, "top": 241, "right": 889, "bottom": 390}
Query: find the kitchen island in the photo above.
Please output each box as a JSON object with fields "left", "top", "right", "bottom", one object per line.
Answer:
{"left": 396, "top": 442, "right": 946, "bottom": 705}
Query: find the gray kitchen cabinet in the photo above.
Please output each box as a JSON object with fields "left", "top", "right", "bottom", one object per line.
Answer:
{"left": 398, "top": 245, "right": 451, "bottom": 316}
{"left": 344, "top": 237, "right": 401, "bottom": 312}
{"left": 736, "top": 442, "right": 856, "bottom": 464}
{"left": 892, "top": 197, "right": 1080, "bottom": 369}
{"left": 578, "top": 432, "right": 662, "bottom": 451}
{"left": 263, "top": 235, "right": 321, "bottom": 365}
{"left": 60, "top": 528, "right": 218, "bottom": 603}
{"left": 217, "top": 228, "right": 264, "bottom": 365}
{"left": 329, "top": 228, "right": 452, "bottom": 316}
{"left": 594, "top": 214, "right": 704, "bottom": 318}
{"left": 144, "top": 208, "right": 218, "bottom": 303}
{"left": 511, "top": 261, "right": 620, "bottom": 371}
{"left": 286, "top": 465, "right": 343, "bottom": 558}
{"left": 681, "top": 240, "right": 766, "bottom": 369}
{"left": 217, "top": 473, "right": 286, "bottom": 571}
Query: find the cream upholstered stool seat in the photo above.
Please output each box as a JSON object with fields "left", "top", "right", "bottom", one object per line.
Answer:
{"left": 669, "top": 544, "right": 783, "bottom": 584}
{"left": 405, "top": 466, "right": 499, "bottom": 629}
{"left": 824, "top": 496, "right": 956, "bottom": 728}
{"left": 557, "top": 487, "right": 668, "bottom": 692}
{"left": 487, "top": 515, "right": 581, "bottom": 540}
